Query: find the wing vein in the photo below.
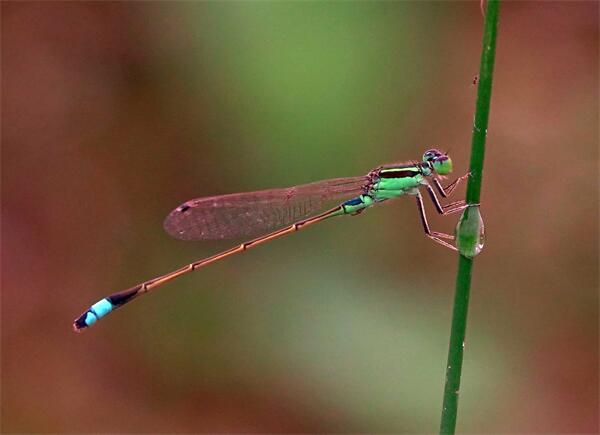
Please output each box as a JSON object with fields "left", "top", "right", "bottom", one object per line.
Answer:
{"left": 163, "top": 176, "right": 369, "bottom": 240}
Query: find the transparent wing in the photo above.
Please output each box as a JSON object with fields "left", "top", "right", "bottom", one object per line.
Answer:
{"left": 163, "top": 176, "right": 368, "bottom": 240}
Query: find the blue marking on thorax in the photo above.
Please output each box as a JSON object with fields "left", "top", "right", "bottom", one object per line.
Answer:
{"left": 343, "top": 197, "right": 364, "bottom": 207}
{"left": 342, "top": 194, "right": 374, "bottom": 214}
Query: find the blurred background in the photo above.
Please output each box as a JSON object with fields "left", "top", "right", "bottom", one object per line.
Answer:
{"left": 2, "top": 1, "right": 598, "bottom": 433}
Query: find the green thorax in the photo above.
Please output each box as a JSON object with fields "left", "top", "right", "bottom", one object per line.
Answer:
{"left": 371, "top": 163, "right": 428, "bottom": 201}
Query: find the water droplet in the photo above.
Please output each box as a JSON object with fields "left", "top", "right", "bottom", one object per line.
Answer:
{"left": 455, "top": 205, "right": 485, "bottom": 258}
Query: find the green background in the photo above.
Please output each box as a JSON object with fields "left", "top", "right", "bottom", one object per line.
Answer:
{"left": 2, "top": 1, "right": 598, "bottom": 432}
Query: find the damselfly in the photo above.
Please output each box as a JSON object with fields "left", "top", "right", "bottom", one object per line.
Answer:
{"left": 73, "top": 149, "right": 471, "bottom": 332}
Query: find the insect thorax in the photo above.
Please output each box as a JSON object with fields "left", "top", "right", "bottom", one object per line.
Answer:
{"left": 367, "top": 164, "right": 425, "bottom": 201}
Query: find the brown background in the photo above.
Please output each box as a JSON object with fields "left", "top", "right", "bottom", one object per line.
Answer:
{"left": 2, "top": 1, "right": 598, "bottom": 432}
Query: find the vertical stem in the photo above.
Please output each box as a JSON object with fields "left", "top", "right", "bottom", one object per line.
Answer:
{"left": 439, "top": 1, "right": 500, "bottom": 433}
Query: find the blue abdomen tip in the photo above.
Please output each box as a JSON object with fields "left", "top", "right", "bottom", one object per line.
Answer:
{"left": 73, "top": 299, "right": 114, "bottom": 332}
{"left": 90, "top": 299, "right": 113, "bottom": 319}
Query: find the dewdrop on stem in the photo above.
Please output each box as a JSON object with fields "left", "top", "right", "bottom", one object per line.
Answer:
{"left": 455, "top": 205, "right": 485, "bottom": 258}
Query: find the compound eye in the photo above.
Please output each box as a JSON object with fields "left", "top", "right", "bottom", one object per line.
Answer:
{"left": 432, "top": 155, "right": 453, "bottom": 175}
{"left": 423, "top": 148, "right": 443, "bottom": 162}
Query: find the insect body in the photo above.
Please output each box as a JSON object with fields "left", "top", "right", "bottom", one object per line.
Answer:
{"left": 73, "top": 149, "right": 469, "bottom": 332}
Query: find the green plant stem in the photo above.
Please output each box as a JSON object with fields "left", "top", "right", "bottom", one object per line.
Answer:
{"left": 439, "top": 1, "right": 500, "bottom": 434}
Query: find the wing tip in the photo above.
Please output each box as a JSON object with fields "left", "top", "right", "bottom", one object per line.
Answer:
{"left": 163, "top": 201, "right": 194, "bottom": 240}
